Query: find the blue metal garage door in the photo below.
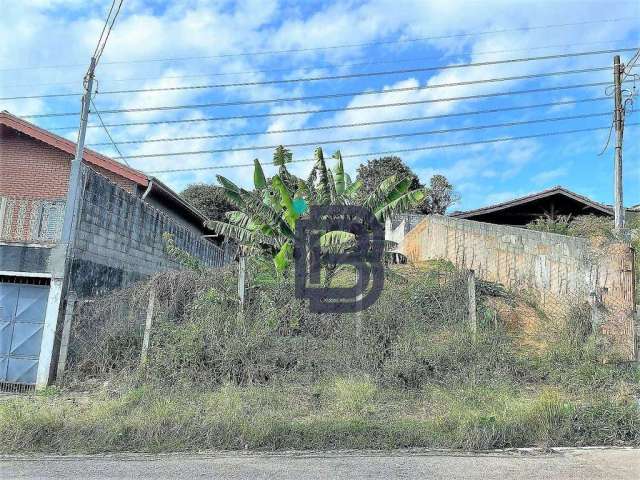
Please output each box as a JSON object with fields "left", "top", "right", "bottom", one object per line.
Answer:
{"left": 0, "top": 281, "right": 49, "bottom": 385}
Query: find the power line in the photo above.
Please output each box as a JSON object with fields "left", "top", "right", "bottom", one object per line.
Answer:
{"left": 102, "top": 17, "right": 635, "bottom": 61}
{"left": 2, "top": 48, "right": 630, "bottom": 101}
{"left": 1, "top": 39, "right": 630, "bottom": 90}
{"left": 91, "top": 0, "right": 116, "bottom": 60}
{"left": 49, "top": 81, "right": 622, "bottom": 130}
{"left": 113, "top": 112, "right": 610, "bottom": 160}
{"left": 21, "top": 66, "right": 611, "bottom": 119}
{"left": 87, "top": 97, "right": 609, "bottom": 146}
{"left": 93, "top": 0, "right": 124, "bottom": 65}
{"left": 4, "top": 16, "right": 634, "bottom": 72}
{"left": 622, "top": 48, "right": 640, "bottom": 81}
{"left": 94, "top": 48, "right": 637, "bottom": 94}
{"left": 90, "top": 98, "right": 129, "bottom": 166}
{"left": 144, "top": 123, "right": 640, "bottom": 173}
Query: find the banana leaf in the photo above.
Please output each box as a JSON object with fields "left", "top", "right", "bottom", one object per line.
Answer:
{"left": 253, "top": 158, "right": 267, "bottom": 190}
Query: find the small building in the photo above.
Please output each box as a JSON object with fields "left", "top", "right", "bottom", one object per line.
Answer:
{"left": 449, "top": 186, "right": 617, "bottom": 226}
{"left": 0, "top": 111, "right": 228, "bottom": 389}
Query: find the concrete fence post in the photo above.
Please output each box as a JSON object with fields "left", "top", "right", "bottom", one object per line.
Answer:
{"left": 140, "top": 287, "right": 156, "bottom": 365}
{"left": 467, "top": 269, "right": 477, "bottom": 340}
{"left": 55, "top": 291, "right": 77, "bottom": 383}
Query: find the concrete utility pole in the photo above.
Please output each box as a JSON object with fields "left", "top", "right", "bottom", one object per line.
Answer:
{"left": 613, "top": 55, "right": 625, "bottom": 232}
{"left": 37, "top": 57, "right": 97, "bottom": 389}
{"left": 60, "top": 56, "right": 97, "bottom": 244}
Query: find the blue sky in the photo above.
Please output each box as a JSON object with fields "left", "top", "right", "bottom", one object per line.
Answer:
{"left": 1, "top": 0, "right": 639, "bottom": 211}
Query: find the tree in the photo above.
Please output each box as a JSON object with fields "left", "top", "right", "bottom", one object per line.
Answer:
{"left": 181, "top": 184, "right": 235, "bottom": 222}
{"left": 208, "top": 147, "right": 426, "bottom": 273}
{"left": 355, "top": 157, "right": 458, "bottom": 214}
{"left": 423, "top": 174, "right": 458, "bottom": 215}
{"left": 306, "top": 149, "right": 362, "bottom": 205}
{"left": 355, "top": 156, "right": 421, "bottom": 203}
{"left": 272, "top": 146, "right": 298, "bottom": 194}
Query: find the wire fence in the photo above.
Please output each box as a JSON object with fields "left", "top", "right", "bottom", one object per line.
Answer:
{"left": 59, "top": 265, "right": 476, "bottom": 388}
{"left": 58, "top": 250, "right": 637, "bottom": 389}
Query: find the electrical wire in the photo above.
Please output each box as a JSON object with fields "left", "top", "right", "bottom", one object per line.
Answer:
{"left": 48, "top": 81, "right": 622, "bottom": 130}
{"left": 3, "top": 16, "right": 633, "bottom": 72}
{"left": 142, "top": 123, "right": 640, "bottom": 173}
{"left": 2, "top": 49, "right": 627, "bottom": 101}
{"left": 87, "top": 97, "right": 609, "bottom": 146}
{"left": 90, "top": 98, "right": 129, "bottom": 165}
{"left": 112, "top": 112, "right": 611, "bottom": 160}
{"left": 91, "top": 0, "right": 116, "bottom": 60}
{"left": 92, "top": 0, "right": 124, "bottom": 66}
{"left": 21, "top": 66, "right": 611, "bottom": 119}
{"left": 622, "top": 48, "right": 640, "bottom": 81}
{"left": 1, "top": 39, "right": 630, "bottom": 90}
{"left": 2, "top": 48, "right": 630, "bottom": 101}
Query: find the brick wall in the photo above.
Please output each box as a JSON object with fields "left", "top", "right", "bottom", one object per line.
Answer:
{"left": 69, "top": 167, "right": 227, "bottom": 297}
{"left": 0, "top": 128, "right": 71, "bottom": 198}
{"left": 0, "top": 128, "right": 138, "bottom": 243}
{"left": 399, "top": 215, "right": 637, "bottom": 360}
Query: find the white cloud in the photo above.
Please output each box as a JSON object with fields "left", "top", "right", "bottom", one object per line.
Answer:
{"left": 531, "top": 166, "right": 569, "bottom": 184}
{"left": 1, "top": 0, "right": 637, "bottom": 207}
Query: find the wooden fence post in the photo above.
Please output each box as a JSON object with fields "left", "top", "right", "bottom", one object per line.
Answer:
{"left": 355, "top": 268, "right": 364, "bottom": 338}
{"left": 589, "top": 287, "right": 606, "bottom": 331}
{"left": 467, "top": 270, "right": 477, "bottom": 340}
{"left": 238, "top": 253, "right": 246, "bottom": 312}
{"left": 140, "top": 288, "right": 156, "bottom": 365}
{"left": 237, "top": 253, "right": 247, "bottom": 331}
{"left": 56, "top": 292, "right": 77, "bottom": 382}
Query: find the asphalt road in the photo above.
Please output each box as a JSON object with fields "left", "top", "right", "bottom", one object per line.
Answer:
{"left": 1, "top": 447, "right": 638, "bottom": 479}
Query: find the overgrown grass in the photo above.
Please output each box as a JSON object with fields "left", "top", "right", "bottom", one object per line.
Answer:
{"left": 1, "top": 376, "right": 638, "bottom": 453}
{"left": 1, "top": 267, "right": 638, "bottom": 453}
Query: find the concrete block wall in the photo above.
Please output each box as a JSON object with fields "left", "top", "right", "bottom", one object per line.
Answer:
{"left": 399, "top": 215, "right": 637, "bottom": 360}
{"left": 69, "top": 167, "right": 226, "bottom": 297}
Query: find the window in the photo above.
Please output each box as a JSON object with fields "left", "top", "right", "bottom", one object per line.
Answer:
{"left": 35, "top": 200, "right": 66, "bottom": 242}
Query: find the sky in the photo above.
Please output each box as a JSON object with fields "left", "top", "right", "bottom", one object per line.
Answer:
{"left": 1, "top": 0, "right": 639, "bottom": 212}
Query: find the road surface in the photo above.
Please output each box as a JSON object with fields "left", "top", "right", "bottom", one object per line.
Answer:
{"left": 1, "top": 447, "right": 638, "bottom": 479}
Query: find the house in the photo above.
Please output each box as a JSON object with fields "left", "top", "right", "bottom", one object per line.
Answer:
{"left": 0, "top": 111, "right": 228, "bottom": 389}
{"left": 449, "top": 186, "right": 618, "bottom": 226}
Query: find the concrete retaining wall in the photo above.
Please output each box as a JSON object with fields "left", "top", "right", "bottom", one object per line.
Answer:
{"left": 399, "top": 215, "right": 637, "bottom": 360}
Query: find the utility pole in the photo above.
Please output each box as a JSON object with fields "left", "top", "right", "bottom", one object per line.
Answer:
{"left": 60, "top": 56, "right": 97, "bottom": 245}
{"left": 613, "top": 55, "right": 625, "bottom": 233}
{"left": 38, "top": 57, "right": 97, "bottom": 389}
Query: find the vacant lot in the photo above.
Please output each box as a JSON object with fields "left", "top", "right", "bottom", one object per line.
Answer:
{"left": 1, "top": 266, "right": 638, "bottom": 453}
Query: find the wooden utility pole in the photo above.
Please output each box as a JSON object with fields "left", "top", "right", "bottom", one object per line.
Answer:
{"left": 613, "top": 55, "right": 625, "bottom": 232}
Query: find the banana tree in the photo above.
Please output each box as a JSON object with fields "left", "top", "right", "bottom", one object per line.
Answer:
{"left": 307, "top": 147, "right": 426, "bottom": 221}
{"left": 207, "top": 159, "right": 298, "bottom": 272}
{"left": 306, "top": 148, "right": 362, "bottom": 205}
{"left": 208, "top": 146, "right": 426, "bottom": 275}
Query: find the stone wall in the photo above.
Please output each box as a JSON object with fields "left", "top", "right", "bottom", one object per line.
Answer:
{"left": 399, "top": 215, "right": 637, "bottom": 360}
{"left": 69, "top": 167, "right": 227, "bottom": 297}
